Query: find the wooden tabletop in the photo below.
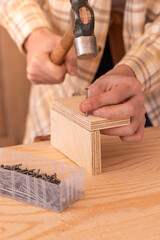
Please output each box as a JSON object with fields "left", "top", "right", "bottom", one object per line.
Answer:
{"left": 1, "top": 126, "right": 160, "bottom": 240}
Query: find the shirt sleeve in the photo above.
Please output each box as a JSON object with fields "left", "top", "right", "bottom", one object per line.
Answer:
{"left": 117, "top": 16, "right": 160, "bottom": 95}
{"left": 0, "top": 0, "right": 51, "bottom": 53}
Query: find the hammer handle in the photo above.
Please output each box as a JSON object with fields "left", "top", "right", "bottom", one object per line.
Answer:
{"left": 50, "top": 25, "right": 74, "bottom": 65}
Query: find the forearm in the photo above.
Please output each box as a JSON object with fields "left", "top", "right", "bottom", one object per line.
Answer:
{"left": 24, "top": 27, "right": 52, "bottom": 53}
{"left": 106, "top": 64, "right": 136, "bottom": 78}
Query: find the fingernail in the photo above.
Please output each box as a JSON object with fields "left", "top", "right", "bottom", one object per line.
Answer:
{"left": 83, "top": 104, "right": 92, "bottom": 112}
{"left": 93, "top": 110, "right": 100, "bottom": 117}
{"left": 70, "top": 67, "right": 77, "bottom": 76}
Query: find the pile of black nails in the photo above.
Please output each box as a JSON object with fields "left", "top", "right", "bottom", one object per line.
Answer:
{"left": 0, "top": 164, "right": 61, "bottom": 185}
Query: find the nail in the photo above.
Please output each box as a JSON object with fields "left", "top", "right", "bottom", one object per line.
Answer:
{"left": 55, "top": 179, "right": 61, "bottom": 184}
{"left": 4, "top": 165, "right": 11, "bottom": 170}
{"left": 83, "top": 104, "right": 92, "bottom": 112}
{"left": 36, "top": 174, "right": 42, "bottom": 178}
{"left": 51, "top": 173, "right": 57, "bottom": 179}
{"left": 28, "top": 169, "right": 36, "bottom": 173}
{"left": 41, "top": 174, "right": 48, "bottom": 181}
{"left": 16, "top": 164, "right": 22, "bottom": 167}
{"left": 93, "top": 110, "right": 100, "bottom": 117}
{"left": 0, "top": 163, "right": 61, "bottom": 185}
{"left": 85, "top": 88, "right": 89, "bottom": 116}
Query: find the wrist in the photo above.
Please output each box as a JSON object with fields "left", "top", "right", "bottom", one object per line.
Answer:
{"left": 24, "top": 27, "right": 52, "bottom": 53}
{"left": 106, "top": 64, "right": 136, "bottom": 78}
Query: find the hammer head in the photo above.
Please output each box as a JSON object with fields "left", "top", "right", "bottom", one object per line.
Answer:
{"left": 70, "top": 0, "right": 97, "bottom": 60}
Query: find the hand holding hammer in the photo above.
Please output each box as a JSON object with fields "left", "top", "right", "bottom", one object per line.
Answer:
{"left": 25, "top": 0, "right": 97, "bottom": 84}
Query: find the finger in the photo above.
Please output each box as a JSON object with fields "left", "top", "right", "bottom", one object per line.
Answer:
{"left": 30, "top": 80, "right": 41, "bottom": 85}
{"left": 65, "top": 47, "right": 77, "bottom": 76}
{"left": 27, "top": 74, "right": 52, "bottom": 84}
{"left": 92, "top": 94, "right": 145, "bottom": 119}
{"left": 120, "top": 117, "right": 146, "bottom": 142}
{"left": 88, "top": 76, "right": 110, "bottom": 98}
{"left": 80, "top": 79, "right": 142, "bottom": 113}
{"left": 27, "top": 65, "right": 54, "bottom": 81}
{"left": 28, "top": 76, "right": 52, "bottom": 85}
{"left": 88, "top": 74, "right": 137, "bottom": 97}
{"left": 26, "top": 72, "right": 42, "bottom": 83}
{"left": 27, "top": 71, "right": 63, "bottom": 85}
{"left": 30, "top": 79, "right": 54, "bottom": 85}
{"left": 100, "top": 107, "right": 146, "bottom": 137}
{"left": 27, "top": 53, "right": 66, "bottom": 84}
{"left": 40, "top": 54, "right": 67, "bottom": 83}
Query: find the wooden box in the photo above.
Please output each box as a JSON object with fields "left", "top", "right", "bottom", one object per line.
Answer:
{"left": 51, "top": 96, "right": 130, "bottom": 175}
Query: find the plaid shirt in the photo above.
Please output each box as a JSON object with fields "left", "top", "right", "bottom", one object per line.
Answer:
{"left": 0, "top": 0, "right": 160, "bottom": 143}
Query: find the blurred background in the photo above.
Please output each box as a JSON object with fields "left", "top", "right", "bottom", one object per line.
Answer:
{"left": 0, "top": 26, "right": 30, "bottom": 147}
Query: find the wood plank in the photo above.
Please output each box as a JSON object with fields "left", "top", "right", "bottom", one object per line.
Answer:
{"left": 51, "top": 109, "right": 101, "bottom": 174}
{"left": 1, "top": 127, "right": 160, "bottom": 239}
{"left": 91, "top": 130, "right": 101, "bottom": 175}
{"left": 52, "top": 95, "right": 130, "bottom": 131}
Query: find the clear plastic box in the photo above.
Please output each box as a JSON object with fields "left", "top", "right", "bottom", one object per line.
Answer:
{"left": 0, "top": 148, "right": 85, "bottom": 212}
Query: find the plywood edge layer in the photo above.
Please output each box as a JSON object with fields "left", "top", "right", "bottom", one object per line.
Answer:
{"left": 51, "top": 105, "right": 130, "bottom": 131}
{"left": 91, "top": 131, "right": 101, "bottom": 175}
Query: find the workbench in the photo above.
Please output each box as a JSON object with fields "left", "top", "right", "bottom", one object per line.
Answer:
{"left": 1, "top": 126, "right": 160, "bottom": 240}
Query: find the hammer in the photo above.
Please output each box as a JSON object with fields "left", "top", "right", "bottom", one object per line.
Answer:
{"left": 50, "top": 0, "right": 97, "bottom": 65}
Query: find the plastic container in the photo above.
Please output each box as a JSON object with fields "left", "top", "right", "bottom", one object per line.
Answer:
{"left": 0, "top": 149, "right": 85, "bottom": 212}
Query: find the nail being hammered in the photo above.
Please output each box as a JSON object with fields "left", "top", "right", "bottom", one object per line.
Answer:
{"left": 85, "top": 87, "right": 89, "bottom": 117}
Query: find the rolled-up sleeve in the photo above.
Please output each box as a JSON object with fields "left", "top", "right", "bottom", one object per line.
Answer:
{"left": 117, "top": 16, "right": 160, "bottom": 95}
{"left": 0, "top": 0, "right": 51, "bottom": 52}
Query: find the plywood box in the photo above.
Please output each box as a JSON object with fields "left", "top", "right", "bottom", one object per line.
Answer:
{"left": 51, "top": 95, "right": 130, "bottom": 175}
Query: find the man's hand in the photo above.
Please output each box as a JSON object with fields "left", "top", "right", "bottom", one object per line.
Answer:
{"left": 24, "top": 27, "right": 77, "bottom": 84}
{"left": 80, "top": 65, "right": 146, "bottom": 143}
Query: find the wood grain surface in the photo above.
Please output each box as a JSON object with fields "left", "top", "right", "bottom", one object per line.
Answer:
{"left": 1, "top": 127, "right": 160, "bottom": 240}
{"left": 50, "top": 25, "right": 74, "bottom": 65}
{"left": 51, "top": 109, "right": 101, "bottom": 175}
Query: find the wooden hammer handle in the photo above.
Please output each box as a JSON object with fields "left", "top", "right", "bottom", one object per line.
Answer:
{"left": 50, "top": 25, "right": 74, "bottom": 65}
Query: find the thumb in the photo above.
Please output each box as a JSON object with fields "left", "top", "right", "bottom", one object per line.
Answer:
{"left": 65, "top": 46, "right": 77, "bottom": 76}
